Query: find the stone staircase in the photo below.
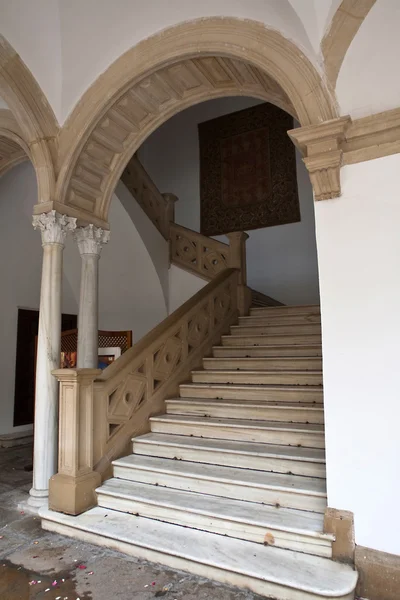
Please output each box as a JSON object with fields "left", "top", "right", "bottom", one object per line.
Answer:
{"left": 41, "top": 304, "right": 357, "bottom": 599}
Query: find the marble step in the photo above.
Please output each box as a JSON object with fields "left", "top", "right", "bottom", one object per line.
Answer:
{"left": 212, "top": 344, "right": 323, "bottom": 358}
{"left": 231, "top": 323, "right": 321, "bottom": 336}
{"left": 222, "top": 333, "right": 322, "bottom": 346}
{"left": 191, "top": 369, "right": 323, "bottom": 386}
{"left": 204, "top": 357, "right": 323, "bottom": 371}
{"left": 238, "top": 314, "right": 321, "bottom": 326}
{"left": 112, "top": 455, "right": 327, "bottom": 512}
{"left": 40, "top": 507, "right": 357, "bottom": 600}
{"left": 150, "top": 414, "right": 325, "bottom": 448}
{"left": 179, "top": 383, "right": 323, "bottom": 403}
{"left": 97, "top": 478, "right": 333, "bottom": 557}
{"left": 250, "top": 304, "right": 321, "bottom": 316}
{"left": 132, "top": 432, "right": 326, "bottom": 478}
{"left": 165, "top": 398, "right": 324, "bottom": 424}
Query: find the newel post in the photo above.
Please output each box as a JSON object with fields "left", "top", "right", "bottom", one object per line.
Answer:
{"left": 161, "top": 193, "right": 178, "bottom": 238}
{"left": 227, "top": 231, "right": 252, "bottom": 316}
{"left": 49, "top": 369, "right": 102, "bottom": 515}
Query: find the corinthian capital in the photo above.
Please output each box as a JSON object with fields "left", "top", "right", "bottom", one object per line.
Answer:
{"left": 32, "top": 210, "right": 77, "bottom": 245}
{"left": 74, "top": 224, "right": 110, "bottom": 256}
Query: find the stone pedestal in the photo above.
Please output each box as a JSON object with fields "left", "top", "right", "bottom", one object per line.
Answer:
{"left": 28, "top": 211, "right": 76, "bottom": 508}
{"left": 74, "top": 225, "right": 110, "bottom": 369}
{"left": 50, "top": 369, "right": 102, "bottom": 515}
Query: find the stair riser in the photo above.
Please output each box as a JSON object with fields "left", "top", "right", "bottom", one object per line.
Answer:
{"left": 132, "top": 440, "right": 327, "bottom": 478}
{"left": 150, "top": 420, "right": 325, "bottom": 449}
{"left": 113, "top": 465, "right": 327, "bottom": 513}
{"left": 191, "top": 372, "right": 323, "bottom": 385}
{"left": 97, "top": 493, "right": 332, "bottom": 558}
{"left": 166, "top": 402, "right": 324, "bottom": 424}
{"left": 250, "top": 306, "right": 320, "bottom": 316}
{"left": 179, "top": 385, "right": 323, "bottom": 403}
{"left": 41, "top": 519, "right": 350, "bottom": 600}
{"left": 231, "top": 325, "right": 321, "bottom": 336}
{"left": 239, "top": 315, "right": 321, "bottom": 326}
{"left": 204, "top": 358, "right": 323, "bottom": 371}
{"left": 212, "top": 346, "right": 323, "bottom": 358}
{"left": 222, "top": 335, "right": 322, "bottom": 346}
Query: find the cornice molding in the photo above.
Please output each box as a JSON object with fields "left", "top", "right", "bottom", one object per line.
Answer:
{"left": 289, "top": 106, "right": 400, "bottom": 201}
{"left": 288, "top": 117, "right": 351, "bottom": 201}
{"left": 343, "top": 107, "right": 400, "bottom": 165}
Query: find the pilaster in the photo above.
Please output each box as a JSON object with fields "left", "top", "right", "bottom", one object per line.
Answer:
{"left": 288, "top": 116, "right": 351, "bottom": 201}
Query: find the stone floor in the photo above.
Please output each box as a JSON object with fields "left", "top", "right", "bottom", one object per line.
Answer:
{"left": 0, "top": 444, "right": 265, "bottom": 600}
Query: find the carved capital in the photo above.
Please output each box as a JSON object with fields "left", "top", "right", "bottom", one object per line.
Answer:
{"left": 32, "top": 210, "right": 77, "bottom": 246}
{"left": 74, "top": 224, "right": 110, "bottom": 256}
{"left": 288, "top": 116, "right": 351, "bottom": 201}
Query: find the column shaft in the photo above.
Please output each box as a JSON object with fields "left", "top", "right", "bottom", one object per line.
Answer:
{"left": 29, "top": 211, "right": 76, "bottom": 508}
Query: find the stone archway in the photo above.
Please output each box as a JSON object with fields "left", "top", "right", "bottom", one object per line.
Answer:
{"left": 56, "top": 17, "right": 337, "bottom": 227}
{"left": 0, "top": 35, "right": 58, "bottom": 204}
{"left": 0, "top": 109, "right": 30, "bottom": 176}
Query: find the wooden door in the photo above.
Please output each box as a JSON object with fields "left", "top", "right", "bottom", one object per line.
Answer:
{"left": 13, "top": 309, "right": 77, "bottom": 426}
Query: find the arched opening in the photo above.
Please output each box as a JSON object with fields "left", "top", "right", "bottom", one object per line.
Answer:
{"left": 135, "top": 95, "right": 320, "bottom": 307}
{"left": 56, "top": 18, "right": 336, "bottom": 227}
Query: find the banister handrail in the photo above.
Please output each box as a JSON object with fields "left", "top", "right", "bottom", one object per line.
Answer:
{"left": 51, "top": 268, "right": 240, "bottom": 515}
{"left": 97, "top": 268, "right": 236, "bottom": 383}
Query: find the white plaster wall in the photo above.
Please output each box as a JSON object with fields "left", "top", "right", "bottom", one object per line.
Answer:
{"left": 139, "top": 97, "right": 320, "bottom": 305}
{"left": 0, "top": 162, "right": 77, "bottom": 435}
{"left": 0, "top": 161, "right": 168, "bottom": 435}
{"left": 115, "top": 180, "right": 169, "bottom": 310}
{"left": 0, "top": 0, "right": 62, "bottom": 120}
{"left": 168, "top": 265, "right": 206, "bottom": 314}
{"left": 57, "top": 0, "right": 316, "bottom": 122}
{"left": 337, "top": 0, "right": 400, "bottom": 119}
{"left": 315, "top": 154, "right": 400, "bottom": 555}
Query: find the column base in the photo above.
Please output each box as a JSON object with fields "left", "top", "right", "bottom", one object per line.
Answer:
{"left": 49, "top": 471, "right": 101, "bottom": 516}
{"left": 27, "top": 487, "right": 49, "bottom": 510}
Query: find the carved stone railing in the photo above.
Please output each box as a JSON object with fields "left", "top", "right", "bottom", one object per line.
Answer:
{"left": 121, "top": 154, "right": 176, "bottom": 239}
{"left": 50, "top": 269, "right": 239, "bottom": 515}
{"left": 170, "top": 223, "right": 230, "bottom": 279}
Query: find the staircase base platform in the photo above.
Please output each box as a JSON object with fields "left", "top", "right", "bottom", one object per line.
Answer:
{"left": 40, "top": 507, "right": 357, "bottom": 600}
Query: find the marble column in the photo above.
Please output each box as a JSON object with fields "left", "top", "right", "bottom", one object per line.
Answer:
{"left": 74, "top": 224, "right": 110, "bottom": 368}
{"left": 29, "top": 211, "right": 76, "bottom": 508}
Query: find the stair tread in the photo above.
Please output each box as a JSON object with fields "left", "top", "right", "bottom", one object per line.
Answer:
{"left": 250, "top": 304, "right": 320, "bottom": 312}
{"left": 213, "top": 345, "right": 322, "bottom": 350}
{"left": 205, "top": 357, "right": 322, "bottom": 363}
{"left": 98, "top": 478, "right": 332, "bottom": 539}
{"left": 192, "top": 369, "right": 323, "bottom": 375}
{"left": 113, "top": 455, "right": 327, "bottom": 496}
{"left": 167, "top": 398, "right": 324, "bottom": 410}
{"left": 223, "top": 334, "right": 322, "bottom": 339}
{"left": 181, "top": 383, "right": 322, "bottom": 391}
{"left": 134, "top": 432, "right": 326, "bottom": 462}
{"left": 40, "top": 507, "right": 357, "bottom": 597}
{"left": 151, "top": 414, "right": 324, "bottom": 433}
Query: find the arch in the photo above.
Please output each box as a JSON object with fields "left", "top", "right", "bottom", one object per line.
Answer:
{"left": 0, "top": 109, "right": 29, "bottom": 177}
{"left": 322, "top": 0, "right": 376, "bottom": 89}
{"left": 0, "top": 35, "right": 58, "bottom": 203}
{"left": 57, "top": 17, "right": 337, "bottom": 226}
